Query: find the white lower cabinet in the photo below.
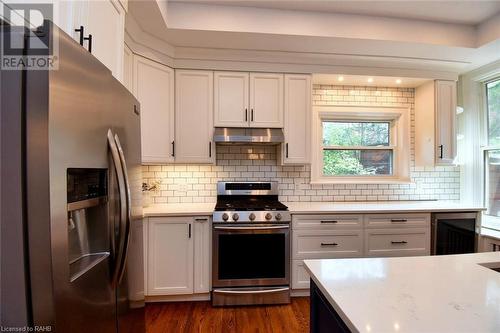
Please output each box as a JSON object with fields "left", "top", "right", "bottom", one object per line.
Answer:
{"left": 293, "top": 229, "right": 363, "bottom": 259}
{"left": 193, "top": 217, "right": 211, "bottom": 293}
{"left": 291, "top": 213, "right": 431, "bottom": 290}
{"left": 147, "top": 217, "right": 193, "bottom": 295}
{"left": 146, "top": 216, "right": 211, "bottom": 297}
{"left": 481, "top": 236, "right": 500, "bottom": 252}
{"left": 364, "top": 228, "right": 430, "bottom": 257}
{"left": 292, "top": 260, "right": 310, "bottom": 290}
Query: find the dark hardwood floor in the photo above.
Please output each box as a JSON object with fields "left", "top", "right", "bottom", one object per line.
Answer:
{"left": 146, "top": 297, "right": 310, "bottom": 333}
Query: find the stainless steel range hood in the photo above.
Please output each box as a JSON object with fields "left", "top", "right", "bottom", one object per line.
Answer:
{"left": 213, "top": 128, "right": 284, "bottom": 145}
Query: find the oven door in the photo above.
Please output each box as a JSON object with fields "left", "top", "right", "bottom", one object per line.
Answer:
{"left": 212, "top": 224, "right": 290, "bottom": 288}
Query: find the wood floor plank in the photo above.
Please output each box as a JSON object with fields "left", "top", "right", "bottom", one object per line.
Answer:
{"left": 146, "top": 297, "right": 310, "bottom": 333}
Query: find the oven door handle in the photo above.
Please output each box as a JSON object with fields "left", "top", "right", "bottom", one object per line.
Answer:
{"left": 213, "top": 287, "right": 290, "bottom": 294}
{"left": 213, "top": 225, "right": 289, "bottom": 231}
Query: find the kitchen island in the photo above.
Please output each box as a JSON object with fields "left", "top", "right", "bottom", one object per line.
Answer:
{"left": 304, "top": 252, "right": 500, "bottom": 333}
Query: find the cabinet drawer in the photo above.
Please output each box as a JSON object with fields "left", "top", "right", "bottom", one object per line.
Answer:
{"left": 293, "top": 230, "right": 363, "bottom": 259}
{"left": 291, "top": 260, "right": 310, "bottom": 290}
{"left": 364, "top": 213, "right": 430, "bottom": 228}
{"left": 292, "top": 214, "right": 363, "bottom": 230}
{"left": 365, "top": 228, "right": 430, "bottom": 257}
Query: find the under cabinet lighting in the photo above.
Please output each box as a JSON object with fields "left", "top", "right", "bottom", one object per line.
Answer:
{"left": 338, "top": 76, "right": 344, "bottom": 82}
{"left": 396, "top": 79, "right": 402, "bottom": 84}
{"left": 367, "top": 78, "right": 374, "bottom": 83}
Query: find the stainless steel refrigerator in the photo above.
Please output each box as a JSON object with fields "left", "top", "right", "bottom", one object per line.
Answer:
{"left": 1, "top": 21, "right": 145, "bottom": 332}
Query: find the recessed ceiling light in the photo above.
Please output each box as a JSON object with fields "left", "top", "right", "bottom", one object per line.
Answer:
{"left": 338, "top": 76, "right": 344, "bottom": 82}
{"left": 396, "top": 79, "right": 402, "bottom": 84}
{"left": 367, "top": 78, "right": 374, "bottom": 83}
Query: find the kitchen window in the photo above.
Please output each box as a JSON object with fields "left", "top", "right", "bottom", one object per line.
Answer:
{"left": 311, "top": 106, "right": 410, "bottom": 184}
{"left": 483, "top": 78, "right": 500, "bottom": 229}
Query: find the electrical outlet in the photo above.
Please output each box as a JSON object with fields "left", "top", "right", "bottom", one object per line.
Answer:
{"left": 179, "top": 184, "right": 188, "bottom": 191}
{"left": 295, "top": 183, "right": 301, "bottom": 190}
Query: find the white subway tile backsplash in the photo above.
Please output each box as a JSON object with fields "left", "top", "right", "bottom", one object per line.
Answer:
{"left": 143, "top": 85, "right": 460, "bottom": 204}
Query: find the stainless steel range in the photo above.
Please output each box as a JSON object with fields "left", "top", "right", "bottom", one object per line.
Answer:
{"left": 212, "top": 182, "right": 291, "bottom": 306}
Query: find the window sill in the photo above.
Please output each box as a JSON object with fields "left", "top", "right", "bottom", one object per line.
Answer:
{"left": 310, "top": 177, "right": 412, "bottom": 185}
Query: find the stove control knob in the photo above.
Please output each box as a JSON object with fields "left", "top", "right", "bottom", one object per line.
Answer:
{"left": 275, "top": 213, "right": 282, "bottom": 221}
{"left": 249, "top": 213, "right": 256, "bottom": 221}
{"left": 222, "top": 213, "right": 229, "bottom": 221}
{"left": 265, "top": 213, "right": 273, "bottom": 220}
{"left": 232, "top": 213, "right": 239, "bottom": 221}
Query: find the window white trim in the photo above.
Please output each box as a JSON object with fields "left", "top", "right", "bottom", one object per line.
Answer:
{"left": 311, "top": 105, "right": 411, "bottom": 184}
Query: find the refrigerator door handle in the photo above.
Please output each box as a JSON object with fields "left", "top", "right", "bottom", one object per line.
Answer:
{"left": 107, "top": 129, "right": 127, "bottom": 287}
{"left": 114, "top": 133, "right": 132, "bottom": 284}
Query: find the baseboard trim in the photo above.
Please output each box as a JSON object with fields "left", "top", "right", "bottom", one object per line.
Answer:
{"left": 145, "top": 293, "right": 211, "bottom": 303}
{"left": 291, "top": 289, "right": 310, "bottom": 297}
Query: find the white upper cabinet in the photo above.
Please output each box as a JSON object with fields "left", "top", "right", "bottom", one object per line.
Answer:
{"left": 175, "top": 70, "right": 214, "bottom": 164}
{"left": 282, "top": 74, "right": 311, "bottom": 164}
{"left": 214, "top": 72, "right": 249, "bottom": 127}
{"left": 86, "top": 0, "right": 125, "bottom": 80}
{"left": 249, "top": 73, "right": 284, "bottom": 128}
{"left": 53, "top": 0, "right": 125, "bottom": 80}
{"left": 133, "top": 55, "right": 175, "bottom": 164}
{"left": 123, "top": 43, "right": 133, "bottom": 93}
{"left": 415, "top": 80, "right": 457, "bottom": 166}
{"left": 214, "top": 72, "right": 284, "bottom": 128}
{"left": 435, "top": 80, "right": 457, "bottom": 165}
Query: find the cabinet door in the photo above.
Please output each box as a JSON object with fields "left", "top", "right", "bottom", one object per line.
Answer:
{"left": 86, "top": 0, "right": 125, "bottom": 79}
{"left": 175, "top": 70, "right": 214, "bottom": 163}
{"left": 123, "top": 43, "right": 133, "bottom": 93}
{"left": 481, "top": 236, "right": 500, "bottom": 252}
{"left": 214, "top": 72, "right": 249, "bottom": 127}
{"left": 282, "top": 74, "right": 311, "bottom": 164}
{"left": 147, "top": 217, "right": 193, "bottom": 295}
{"left": 133, "top": 56, "right": 175, "bottom": 164}
{"left": 193, "top": 217, "right": 211, "bottom": 293}
{"left": 249, "top": 73, "right": 284, "bottom": 128}
{"left": 292, "top": 259, "right": 310, "bottom": 289}
{"left": 435, "top": 80, "right": 457, "bottom": 165}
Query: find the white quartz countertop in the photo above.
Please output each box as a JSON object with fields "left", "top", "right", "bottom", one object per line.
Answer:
{"left": 143, "top": 201, "right": 484, "bottom": 217}
{"left": 143, "top": 203, "right": 215, "bottom": 217}
{"left": 285, "top": 201, "right": 485, "bottom": 214}
{"left": 304, "top": 252, "right": 500, "bottom": 333}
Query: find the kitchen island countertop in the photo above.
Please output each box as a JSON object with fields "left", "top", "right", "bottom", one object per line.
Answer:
{"left": 304, "top": 252, "right": 500, "bottom": 333}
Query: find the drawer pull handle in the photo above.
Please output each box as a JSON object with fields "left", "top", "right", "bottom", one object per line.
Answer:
{"left": 391, "top": 219, "right": 407, "bottom": 223}
{"left": 321, "top": 242, "right": 338, "bottom": 246}
{"left": 195, "top": 218, "right": 208, "bottom": 222}
{"left": 391, "top": 241, "right": 408, "bottom": 244}
{"left": 321, "top": 220, "right": 338, "bottom": 224}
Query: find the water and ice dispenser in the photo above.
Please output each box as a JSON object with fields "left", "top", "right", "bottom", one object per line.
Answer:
{"left": 67, "top": 168, "right": 109, "bottom": 282}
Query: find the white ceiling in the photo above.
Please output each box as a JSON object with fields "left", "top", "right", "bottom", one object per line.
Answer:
{"left": 126, "top": 0, "right": 500, "bottom": 76}
{"left": 172, "top": 0, "right": 500, "bottom": 25}
{"left": 313, "top": 74, "right": 429, "bottom": 88}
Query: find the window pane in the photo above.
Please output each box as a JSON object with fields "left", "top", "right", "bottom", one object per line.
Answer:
{"left": 323, "top": 121, "right": 390, "bottom": 147}
{"left": 323, "top": 149, "right": 393, "bottom": 176}
{"left": 486, "top": 150, "right": 500, "bottom": 216}
{"left": 487, "top": 79, "right": 500, "bottom": 146}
